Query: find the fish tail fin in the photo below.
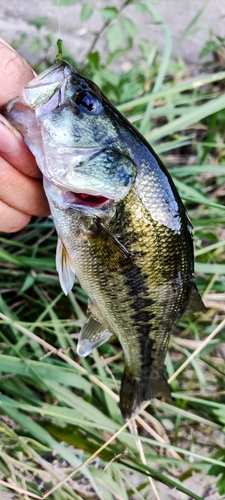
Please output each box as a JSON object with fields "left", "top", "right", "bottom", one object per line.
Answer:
{"left": 119, "top": 368, "right": 170, "bottom": 420}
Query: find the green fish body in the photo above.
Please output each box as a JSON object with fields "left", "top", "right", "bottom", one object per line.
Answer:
{"left": 3, "top": 61, "right": 205, "bottom": 418}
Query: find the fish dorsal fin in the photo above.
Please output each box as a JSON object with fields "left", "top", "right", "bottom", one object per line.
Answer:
{"left": 56, "top": 237, "right": 76, "bottom": 295}
{"left": 77, "top": 309, "right": 112, "bottom": 357}
{"left": 184, "top": 284, "right": 207, "bottom": 316}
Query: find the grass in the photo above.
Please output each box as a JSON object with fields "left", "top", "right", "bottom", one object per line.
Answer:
{"left": 1, "top": 0, "right": 225, "bottom": 498}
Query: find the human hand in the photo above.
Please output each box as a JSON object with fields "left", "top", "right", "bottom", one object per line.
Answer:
{"left": 0, "top": 38, "right": 50, "bottom": 233}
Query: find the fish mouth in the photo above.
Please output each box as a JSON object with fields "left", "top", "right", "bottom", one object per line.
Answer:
{"left": 63, "top": 190, "right": 111, "bottom": 208}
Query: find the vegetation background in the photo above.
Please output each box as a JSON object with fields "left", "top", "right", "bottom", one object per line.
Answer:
{"left": 0, "top": 0, "right": 225, "bottom": 499}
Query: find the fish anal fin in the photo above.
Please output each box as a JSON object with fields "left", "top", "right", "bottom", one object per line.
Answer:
{"left": 119, "top": 368, "right": 171, "bottom": 420}
{"left": 77, "top": 311, "right": 112, "bottom": 357}
{"left": 56, "top": 237, "right": 75, "bottom": 295}
{"left": 184, "top": 284, "right": 207, "bottom": 316}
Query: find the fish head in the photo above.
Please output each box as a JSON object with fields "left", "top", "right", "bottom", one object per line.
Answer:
{"left": 4, "top": 60, "right": 136, "bottom": 216}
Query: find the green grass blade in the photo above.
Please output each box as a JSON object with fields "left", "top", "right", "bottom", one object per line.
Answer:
{"left": 118, "top": 71, "right": 225, "bottom": 112}
{"left": 147, "top": 93, "right": 225, "bottom": 142}
{"left": 140, "top": 4, "right": 172, "bottom": 134}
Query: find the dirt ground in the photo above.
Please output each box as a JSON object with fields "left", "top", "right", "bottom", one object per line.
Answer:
{"left": 0, "top": 0, "right": 225, "bottom": 68}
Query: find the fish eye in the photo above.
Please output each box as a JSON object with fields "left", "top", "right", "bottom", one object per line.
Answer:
{"left": 75, "top": 91, "right": 103, "bottom": 115}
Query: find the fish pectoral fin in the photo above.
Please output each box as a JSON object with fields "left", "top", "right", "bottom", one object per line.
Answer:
{"left": 56, "top": 237, "right": 76, "bottom": 295}
{"left": 94, "top": 219, "right": 132, "bottom": 261}
{"left": 183, "top": 284, "right": 207, "bottom": 316}
{"left": 77, "top": 312, "right": 112, "bottom": 357}
{"left": 119, "top": 368, "right": 171, "bottom": 420}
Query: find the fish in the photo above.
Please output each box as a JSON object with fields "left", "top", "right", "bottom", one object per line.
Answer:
{"left": 3, "top": 60, "right": 206, "bottom": 419}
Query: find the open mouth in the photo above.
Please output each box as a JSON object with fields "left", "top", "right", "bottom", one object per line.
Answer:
{"left": 63, "top": 191, "right": 110, "bottom": 208}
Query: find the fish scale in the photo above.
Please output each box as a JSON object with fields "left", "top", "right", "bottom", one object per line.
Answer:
{"left": 3, "top": 59, "right": 206, "bottom": 419}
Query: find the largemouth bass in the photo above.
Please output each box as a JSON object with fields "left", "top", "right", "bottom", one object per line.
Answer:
{"left": 3, "top": 60, "right": 205, "bottom": 419}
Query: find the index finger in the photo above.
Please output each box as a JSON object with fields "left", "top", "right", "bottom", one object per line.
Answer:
{"left": 0, "top": 38, "right": 35, "bottom": 106}
{"left": 0, "top": 39, "right": 40, "bottom": 178}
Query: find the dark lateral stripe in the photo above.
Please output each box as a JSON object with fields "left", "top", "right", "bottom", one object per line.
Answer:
{"left": 121, "top": 265, "right": 157, "bottom": 379}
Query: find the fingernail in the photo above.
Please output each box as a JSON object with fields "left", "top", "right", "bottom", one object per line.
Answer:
{"left": 0, "top": 117, "right": 21, "bottom": 153}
